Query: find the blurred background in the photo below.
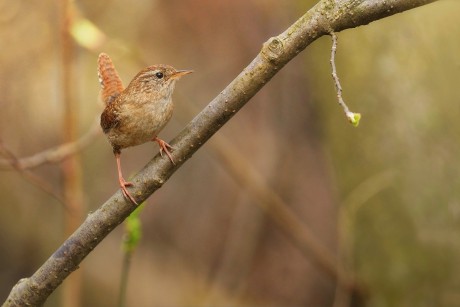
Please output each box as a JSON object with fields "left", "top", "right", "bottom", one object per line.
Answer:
{"left": 0, "top": 0, "right": 459, "bottom": 306}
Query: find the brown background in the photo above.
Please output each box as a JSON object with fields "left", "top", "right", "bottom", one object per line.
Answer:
{"left": 0, "top": 1, "right": 459, "bottom": 306}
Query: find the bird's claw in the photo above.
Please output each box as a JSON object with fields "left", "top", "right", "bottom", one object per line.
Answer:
{"left": 119, "top": 178, "right": 138, "bottom": 205}
{"left": 155, "top": 137, "right": 175, "bottom": 165}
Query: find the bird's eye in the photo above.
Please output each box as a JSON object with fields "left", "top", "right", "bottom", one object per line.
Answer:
{"left": 155, "top": 72, "right": 164, "bottom": 79}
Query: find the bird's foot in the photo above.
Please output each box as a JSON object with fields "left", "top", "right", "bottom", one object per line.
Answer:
{"left": 154, "top": 137, "right": 175, "bottom": 164}
{"left": 119, "top": 177, "right": 138, "bottom": 205}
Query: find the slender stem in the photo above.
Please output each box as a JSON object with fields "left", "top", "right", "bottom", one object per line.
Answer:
{"left": 117, "top": 251, "right": 132, "bottom": 307}
{"left": 0, "top": 118, "right": 101, "bottom": 170}
{"left": 330, "top": 32, "right": 360, "bottom": 125}
{"left": 330, "top": 33, "right": 351, "bottom": 116}
{"left": 0, "top": 141, "right": 66, "bottom": 205}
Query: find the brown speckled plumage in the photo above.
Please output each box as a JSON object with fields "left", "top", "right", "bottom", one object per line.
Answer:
{"left": 97, "top": 53, "right": 192, "bottom": 204}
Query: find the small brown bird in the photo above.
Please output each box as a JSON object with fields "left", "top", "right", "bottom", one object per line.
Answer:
{"left": 97, "top": 53, "right": 192, "bottom": 204}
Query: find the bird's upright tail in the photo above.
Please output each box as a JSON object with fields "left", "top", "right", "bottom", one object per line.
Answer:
{"left": 97, "top": 53, "right": 124, "bottom": 105}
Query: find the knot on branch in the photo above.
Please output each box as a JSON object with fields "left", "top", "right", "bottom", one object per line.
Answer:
{"left": 262, "top": 37, "right": 284, "bottom": 63}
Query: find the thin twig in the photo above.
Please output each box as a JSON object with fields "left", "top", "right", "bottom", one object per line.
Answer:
{"left": 0, "top": 117, "right": 101, "bottom": 170}
{"left": 117, "top": 251, "right": 131, "bottom": 307}
{"left": 330, "top": 32, "right": 361, "bottom": 126}
{"left": 0, "top": 140, "right": 67, "bottom": 205}
{"left": 0, "top": 140, "right": 65, "bottom": 206}
{"left": 330, "top": 33, "right": 349, "bottom": 114}
{"left": 0, "top": 117, "right": 100, "bottom": 207}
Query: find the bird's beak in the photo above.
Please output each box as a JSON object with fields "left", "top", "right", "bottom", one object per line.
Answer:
{"left": 172, "top": 69, "right": 193, "bottom": 79}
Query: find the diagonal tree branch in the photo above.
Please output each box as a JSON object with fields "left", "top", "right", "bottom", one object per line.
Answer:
{"left": 2, "top": 0, "right": 439, "bottom": 306}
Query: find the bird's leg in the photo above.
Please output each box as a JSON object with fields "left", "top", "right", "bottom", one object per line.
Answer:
{"left": 153, "top": 137, "right": 175, "bottom": 165}
{"left": 115, "top": 152, "right": 138, "bottom": 205}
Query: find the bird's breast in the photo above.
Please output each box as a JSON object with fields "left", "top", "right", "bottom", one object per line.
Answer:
{"left": 106, "top": 96, "right": 174, "bottom": 149}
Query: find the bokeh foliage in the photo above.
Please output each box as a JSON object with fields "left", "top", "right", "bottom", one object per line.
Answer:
{"left": 0, "top": 1, "right": 458, "bottom": 306}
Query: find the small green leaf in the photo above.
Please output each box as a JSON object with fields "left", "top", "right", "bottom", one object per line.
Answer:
{"left": 122, "top": 204, "right": 144, "bottom": 254}
{"left": 347, "top": 112, "right": 361, "bottom": 127}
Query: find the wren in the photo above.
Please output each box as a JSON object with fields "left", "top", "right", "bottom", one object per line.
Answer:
{"left": 97, "top": 53, "right": 192, "bottom": 204}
